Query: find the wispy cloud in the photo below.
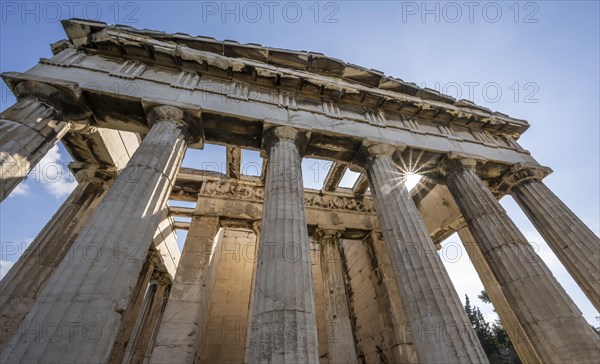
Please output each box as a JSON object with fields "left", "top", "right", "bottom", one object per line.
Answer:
{"left": 9, "top": 182, "right": 30, "bottom": 197}
{"left": 35, "top": 145, "right": 77, "bottom": 199}
{"left": 0, "top": 260, "right": 15, "bottom": 280}
{"left": 5, "top": 146, "right": 77, "bottom": 199}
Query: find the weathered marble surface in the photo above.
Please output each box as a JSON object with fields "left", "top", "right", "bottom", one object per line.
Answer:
{"left": 245, "top": 126, "right": 319, "bottom": 363}
{"left": 1, "top": 109, "right": 193, "bottom": 363}
{"left": 442, "top": 156, "right": 600, "bottom": 364}
{"left": 357, "top": 142, "right": 489, "bottom": 364}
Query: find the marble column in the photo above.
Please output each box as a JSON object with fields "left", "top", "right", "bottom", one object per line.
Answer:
{"left": 355, "top": 141, "right": 488, "bottom": 364}
{"left": 0, "top": 163, "right": 115, "bottom": 350}
{"left": 245, "top": 220, "right": 261, "bottom": 347}
{"left": 149, "top": 215, "right": 222, "bottom": 363}
{"left": 124, "top": 281, "right": 158, "bottom": 363}
{"left": 0, "top": 78, "right": 93, "bottom": 202}
{"left": 125, "top": 275, "right": 170, "bottom": 364}
{"left": 1, "top": 104, "right": 200, "bottom": 363}
{"left": 498, "top": 163, "right": 600, "bottom": 312}
{"left": 0, "top": 98, "right": 70, "bottom": 201}
{"left": 245, "top": 126, "right": 319, "bottom": 363}
{"left": 441, "top": 155, "right": 600, "bottom": 363}
{"left": 143, "top": 282, "right": 170, "bottom": 363}
{"left": 458, "top": 228, "right": 541, "bottom": 363}
{"left": 313, "top": 227, "right": 357, "bottom": 364}
{"left": 366, "top": 232, "right": 418, "bottom": 364}
{"left": 109, "top": 253, "right": 157, "bottom": 363}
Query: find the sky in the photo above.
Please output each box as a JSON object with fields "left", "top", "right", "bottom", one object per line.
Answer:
{"left": 0, "top": 1, "right": 599, "bottom": 328}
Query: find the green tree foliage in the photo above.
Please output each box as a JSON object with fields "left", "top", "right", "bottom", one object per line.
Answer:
{"left": 465, "top": 291, "right": 521, "bottom": 364}
{"left": 470, "top": 292, "right": 600, "bottom": 362}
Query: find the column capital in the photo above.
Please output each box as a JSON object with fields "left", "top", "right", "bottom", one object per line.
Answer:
{"left": 260, "top": 125, "right": 310, "bottom": 157}
{"left": 68, "top": 162, "right": 118, "bottom": 186}
{"left": 142, "top": 100, "right": 203, "bottom": 145}
{"left": 151, "top": 269, "right": 171, "bottom": 286}
{"left": 69, "top": 123, "right": 98, "bottom": 134}
{"left": 2, "top": 72, "right": 93, "bottom": 124}
{"left": 494, "top": 163, "right": 552, "bottom": 194}
{"left": 438, "top": 152, "right": 480, "bottom": 177}
{"left": 351, "top": 139, "right": 405, "bottom": 172}
{"left": 313, "top": 226, "right": 344, "bottom": 244}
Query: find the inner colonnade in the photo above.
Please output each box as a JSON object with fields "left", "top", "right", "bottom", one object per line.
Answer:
{"left": 0, "top": 19, "right": 598, "bottom": 363}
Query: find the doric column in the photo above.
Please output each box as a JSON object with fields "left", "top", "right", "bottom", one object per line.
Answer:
{"left": 313, "top": 227, "right": 357, "bottom": 364}
{"left": 143, "top": 280, "right": 170, "bottom": 363}
{"left": 124, "top": 281, "right": 158, "bottom": 363}
{"left": 457, "top": 228, "right": 541, "bottom": 363}
{"left": 366, "top": 232, "right": 418, "bottom": 363}
{"left": 1, "top": 103, "right": 201, "bottom": 363}
{"left": 0, "top": 162, "right": 116, "bottom": 350}
{"left": 149, "top": 215, "right": 221, "bottom": 364}
{"left": 353, "top": 141, "right": 488, "bottom": 364}
{"left": 245, "top": 126, "right": 319, "bottom": 363}
{"left": 122, "top": 271, "right": 170, "bottom": 364}
{"left": 131, "top": 275, "right": 169, "bottom": 364}
{"left": 0, "top": 80, "right": 92, "bottom": 201}
{"left": 109, "top": 252, "right": 158, "bottom": 363}
{"left": 497, "top": 163, "right": 600, "bottom": 312}
{"left": 245, "top": 220, "right": 261, "bottom": 339}
{"left": 441, "top": 154, "right": 600, "bottom": 363}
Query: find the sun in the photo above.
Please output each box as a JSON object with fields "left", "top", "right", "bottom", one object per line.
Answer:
{"left": 405, "top": 172, "right": 422, "bottom": 191}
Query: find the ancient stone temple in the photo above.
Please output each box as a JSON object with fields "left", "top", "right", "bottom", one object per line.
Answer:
{"left": 0, "top": 19, "right": 598, "bottom": 363}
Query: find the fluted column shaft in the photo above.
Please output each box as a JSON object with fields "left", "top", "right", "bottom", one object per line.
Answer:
{"left": 0, "top": 98, "right": 71, "bottom": 201}
{"left": 123, "top": 272, "right": 170, "bottom": 364}
{"left": 314, "top": 228, "right": 357, "bottom": 364}
{"left": 245, "top": 126, "right": 319, "bottom": 363}
{"left": 149, "top": 215, "right": 221, "bottom": 363}
{"left": 128, "top": 277, "right": 169, "bottom": 364}
{"left": 512, "top": 179, "right": 600, "bottom": 311}
{"left": 360, "top": 143, "right": 488, "bottom": 364}
{"left": 144, "top": 283, "right": 170, "bottom": 363}
{"left": 444, "top": 159, "right": 600, "bottom": 363}
{"left": 127, "top": 282, "right": 158, "bottom": 359}
{"left": 0, "top": 165, "right": 114, "bottom": 350}
{"left": 1, "top": 106, "right": 195, "bottom": 363}
{"left": 458, "top": 228, "right": 541, "bottom": 363}
{"left": 109, "top": 254, "right": 157, "bottom": 363}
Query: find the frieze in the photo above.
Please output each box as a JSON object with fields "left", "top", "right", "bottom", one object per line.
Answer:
{"left": 364, "top": 110, "right": 387, "bottom": 127}
{"left": 33, "top": 50, "right": 523, "bottom": 157}
{"left": 277, "top": 92, "right": 298, "bottom": 110}
{"left": 40, "top": 48, "right": 85, "bottom": 68}
{"left": 227, "top": 81, "right": 250, "bottom": 101}
{"left": 109, "top": 60, "right": 147, "bottom": 80}
{"left": 322, "top": 100, "right": 342, "bottom": 119}
{"left": 199, "top": 180, "right": 375, "bottom": 214}
{"left": 59, "top": 20, "right": 531, "bottom": 137}
{"left": 170, "top": 71, "right": 201, "bottom": 90}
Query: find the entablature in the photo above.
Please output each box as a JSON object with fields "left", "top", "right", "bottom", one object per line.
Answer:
{"left": 55, "top": 19, "right": 529, "bottom": 137}
{"left": 2, "top": 65, "right": 537, "bottom": 169}
{"left": 168, "top": 167, "right": 468, "bottom": 246}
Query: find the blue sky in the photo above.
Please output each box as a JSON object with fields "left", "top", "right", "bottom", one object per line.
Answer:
{"left": 1, "top": 1, "right": 598, "bottom": 326}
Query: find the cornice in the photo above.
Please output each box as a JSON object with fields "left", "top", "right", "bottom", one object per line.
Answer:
{"left": 58, "top": 19, "right": 530, "bottom": 137}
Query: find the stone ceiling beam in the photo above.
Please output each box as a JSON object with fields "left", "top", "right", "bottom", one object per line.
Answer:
{"left": 172, "top": 221, "right": 190, "bottom": 230}
{"left": 322, "top": 161, "right": 347, "bottom": 192}
{"left": 63, "top": 128, "right": 141, "bottom": 168}
{"left": 169, "top": 206, "right": 195, "bottom": 218}
{"left": 352, "top": 174, "right": 369, "bottom": 195}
